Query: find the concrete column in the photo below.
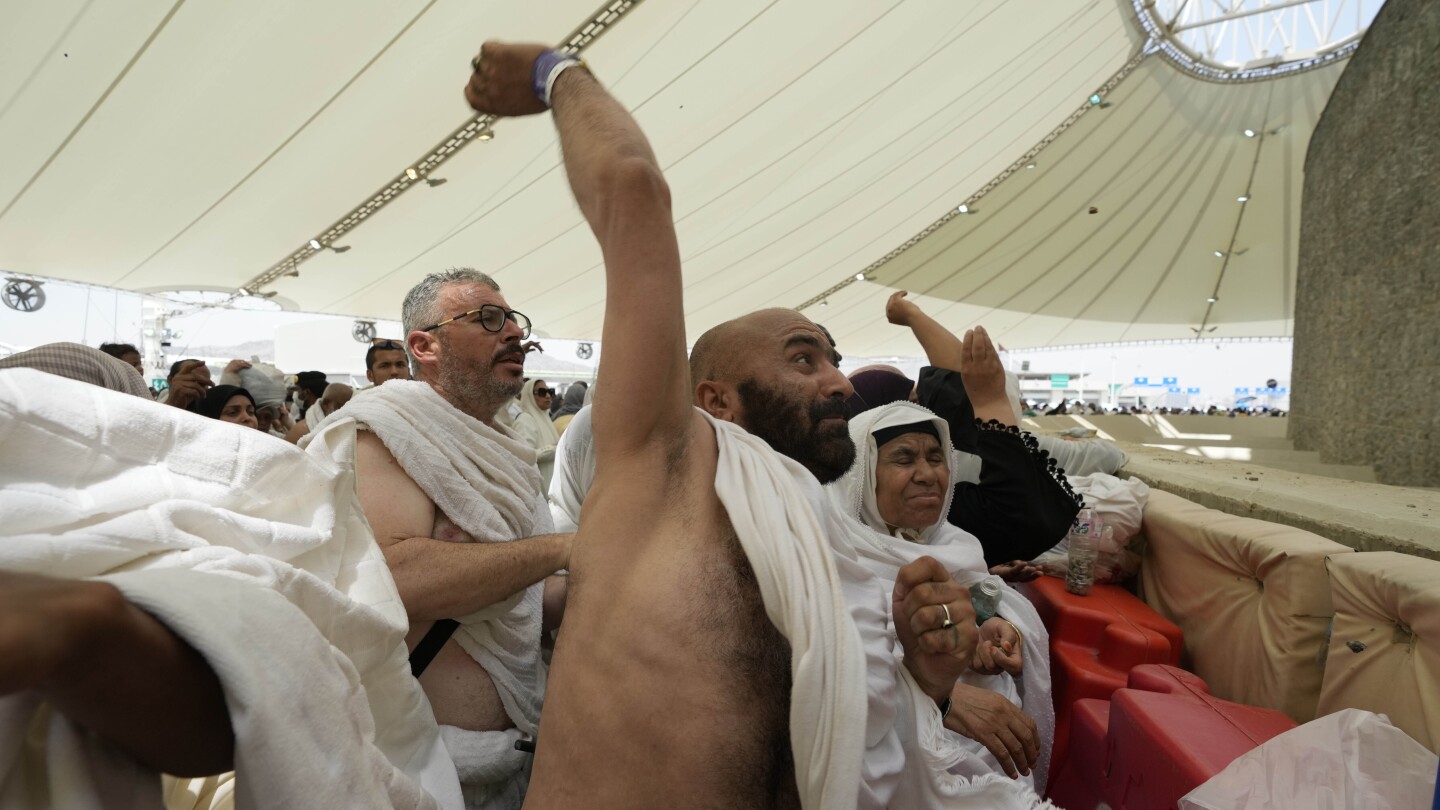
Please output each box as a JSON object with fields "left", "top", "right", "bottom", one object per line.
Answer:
{"left": 1290, "top": 0, "right": 1440, "bottom": 488}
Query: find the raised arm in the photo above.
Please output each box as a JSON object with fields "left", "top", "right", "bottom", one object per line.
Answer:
{"left": 888, "top": 291, "right": 1015, "bottom": 425}
{"left": 466, "top": 43, "right": 689, "bottom": 465}
{"left": 887, "top": 290, "right": 966, "bottom": 372}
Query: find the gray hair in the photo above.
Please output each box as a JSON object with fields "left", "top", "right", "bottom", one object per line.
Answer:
{"left": 400, "top": 268, "right": 501, "bottom": 374}
{"left": 401, "top": 268, "right": 502, "bottom": 337}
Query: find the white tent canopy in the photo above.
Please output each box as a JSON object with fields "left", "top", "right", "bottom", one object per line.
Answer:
{"left": 0, "top": 0, "right": 1366, "bottom": 350}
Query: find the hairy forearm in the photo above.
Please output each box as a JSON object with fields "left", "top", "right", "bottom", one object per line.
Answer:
{"left": 550, "top": 68, "right": 664, "bottom": 235}
{"left": 383, "top": 533, "right": 570, "bottom": 621}
{"left": 44, "top": 581, "right": 233, "bottom": 777}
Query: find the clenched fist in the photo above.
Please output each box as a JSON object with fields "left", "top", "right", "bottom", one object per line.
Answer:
{"left": 464, "top": 41, "right": 553, "bottom": 118}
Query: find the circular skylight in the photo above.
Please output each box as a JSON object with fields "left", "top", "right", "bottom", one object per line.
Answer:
{"left": 1136, "top": 0, "right": 1384, "bottom": 80}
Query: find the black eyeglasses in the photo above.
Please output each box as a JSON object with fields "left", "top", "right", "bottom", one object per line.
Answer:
{"left": 420, "top": 304, "right": 531, "bottom": 338}
{"left": 535, "top": 387, "right": 556, "bottom": 397}
{"left": 370, "top": 339, "right": 404, "bottom": 350}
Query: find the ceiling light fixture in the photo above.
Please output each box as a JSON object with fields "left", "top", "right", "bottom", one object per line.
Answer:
{"left": 956, "top": 204, "right": 970, "bottom": 214}
{"left": 1243, "top": 129, "right": 1256, "bottom": 137}
{"left": 1208, "top": 296, "right": 1217, "bottom": 303}
{"left": 309, "top": 239, "right": 323, "bottom": 250}
{"left": 1236, "top": 195, "right": 1249, "bottom": 202}
{"left": 821, "top": 299, "right": 829, "bottom": 307}
{"left": 854, "top": 273, "right": 866, "bottom": 281}
{"left": 1089, "top": 94, "right": 1103, "bottom": 106}
{"left": 1213, "top": 250, "right": 1225, "bottom": 258}
{"left": 1026, "top": 163, "right": 1037, "bottom": 170}
{"left": 477, "top": 125, "right": 495, "bottom": 141}
{"left": 405, "top": 168, "right": 419, "bottom": 180}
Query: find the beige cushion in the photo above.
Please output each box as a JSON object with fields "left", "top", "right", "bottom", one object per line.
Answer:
{"left": 1140, "top": 489, "right": 1352, "bottom": 722}
{"left": 1319, "top": 551, "right": 1440, "bottom": 754}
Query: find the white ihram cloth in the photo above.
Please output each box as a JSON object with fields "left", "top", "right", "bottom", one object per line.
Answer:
{"left": 705, "top": 411, "right": 1052, "bottom": 810}
{"left": 548, "top": 406, "right": 594, "bottom": 534}
{"left": 829, "top": 402, "right": 1057, "bottom": 801}
{"left": 0, "top": 369, "right": 463, "bottom": 810}
{"left": 306, "top": 380, "right": 551, "bottom": 807}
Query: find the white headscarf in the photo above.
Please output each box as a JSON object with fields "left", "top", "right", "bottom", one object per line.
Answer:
{"left": 516, "top": 378, "right": 560, "bottom": 449}
{"left": 827, "top": 401, "right": 1056, "bottom": 791}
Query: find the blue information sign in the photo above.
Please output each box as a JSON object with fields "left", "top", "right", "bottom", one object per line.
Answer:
{"left": 1162, "top": 377, "right": 1178, "bottom": 385}
{"left": 1133, "top": 376, "right": 1149, "bottom": 385}
{"left": 1235, "top": 387, "right": 1250, "bottom": 394}
{"left": 1186, "top": 387, "right": 1201, "bottom": 394}
{"left": 1167, "top": 387, "right": 1182, "bottom": 394}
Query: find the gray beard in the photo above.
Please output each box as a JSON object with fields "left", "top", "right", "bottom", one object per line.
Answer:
{"left": 436, "top": 355, "right": 523, "bottom": 423}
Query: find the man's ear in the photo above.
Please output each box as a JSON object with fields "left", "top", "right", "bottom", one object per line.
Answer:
{"left": 407, "top": 331, "right": 439, "bottom": 372}
{"left": 695, "top": 381, "right": 739, "bottom": 423}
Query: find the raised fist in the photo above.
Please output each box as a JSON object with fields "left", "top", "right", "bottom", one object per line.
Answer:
{"left": 885, "top": 290, "right": 921, "bottom": 327}
{"left": 464, "top": 41, "right": 552, "bottom": 118}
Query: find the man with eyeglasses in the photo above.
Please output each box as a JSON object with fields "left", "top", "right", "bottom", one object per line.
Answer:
{"left": 365, "top": 339, "right": 412, "bottom": 387}
{"left": 307, "top": 266, "right": 568, "bottom": 808}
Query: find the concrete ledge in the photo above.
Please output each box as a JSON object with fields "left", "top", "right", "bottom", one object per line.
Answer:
{"left": 1118, "top": 443, "right": 1440, "bottom": 561}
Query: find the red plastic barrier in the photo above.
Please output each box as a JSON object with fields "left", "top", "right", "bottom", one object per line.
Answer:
{"left": 1019, "top": 577, "right": 1184, "bottom": 792}
{"left": 1048, "top": 665, "right": 1297, "bottom": 810}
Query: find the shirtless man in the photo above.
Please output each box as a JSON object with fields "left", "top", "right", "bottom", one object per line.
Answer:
{"left": 466, "top": 44, "right": 976, "bottom": 807}
{"left": 337, "top": 269, "right": 569, "bottom": 807}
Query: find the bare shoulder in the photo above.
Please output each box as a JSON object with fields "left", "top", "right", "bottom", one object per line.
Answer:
{"left": 354, "top": 429, "right": 434, "bottom": 546}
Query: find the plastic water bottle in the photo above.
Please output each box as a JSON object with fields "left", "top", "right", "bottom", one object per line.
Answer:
{"left": 1065, "top": 508, "right": 1101, "bottom": 596}
{"left": 970, "top": 575, "right": 1002, "bottom": 625}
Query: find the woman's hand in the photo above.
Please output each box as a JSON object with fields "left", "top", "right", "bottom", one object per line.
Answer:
{"left": 988, "top": 560, "right": 1042, "bottom": 583}
{"left": 972, "top": 616, "right": 1023, "bottom": 676}
{"left": 944, "top": 682, "right": 1039, "bottom": 779}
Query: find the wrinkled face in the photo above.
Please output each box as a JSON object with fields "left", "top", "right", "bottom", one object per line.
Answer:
{"left": 873, "top": 432, "right": 949, "bottom": 531}
{"left": 120, "top": 351, "right": 144, "bottom": 376}
{"left": 420, "top": 283, "right": 527, "bottom": 420}
{"left": 532, "top": 380, "right": 552, "bottom": 411}
{"left": 255, "top": 407, "right": 277, "bottom": 433}
{"left": 219, "top": 394, "right": 259, "bottom": 429}
{"left": 734, "top": 316, "right": 856, "bottom": 484}
{"left": 368, "top": 349, "right": 410, "bottom": 385}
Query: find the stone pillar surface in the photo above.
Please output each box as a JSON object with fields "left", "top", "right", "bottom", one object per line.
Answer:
{"left": 1291, "top": 0, "right": 1440, "bottom": 487}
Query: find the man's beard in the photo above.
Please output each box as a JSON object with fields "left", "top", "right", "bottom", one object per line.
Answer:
{"left": 737, "top": 378, "right": 856, "bottom": 484}
{"left": 436, "top": 335, "right": 525, "bottom": 421}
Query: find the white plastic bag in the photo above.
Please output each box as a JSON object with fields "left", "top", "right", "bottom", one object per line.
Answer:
{"left": 1067, "top": 473, "right": 1148, "bottom": 544}
{"left": 1180, "top": 709, "right": 1438, "bottom": 810}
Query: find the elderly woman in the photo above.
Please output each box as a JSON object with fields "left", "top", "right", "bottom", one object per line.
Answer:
{"left": 830, "top": 400, "right": 1055, "bottom": 789}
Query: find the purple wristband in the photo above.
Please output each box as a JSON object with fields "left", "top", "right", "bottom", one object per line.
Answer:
{"left": 531, "top": 50, "right": 574, "bottom": 107}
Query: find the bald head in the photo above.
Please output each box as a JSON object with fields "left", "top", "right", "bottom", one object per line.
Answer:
{"left": 320, "top": 383, "right": 353, "bottom": 415}
{"left": 690, "top": 308, "right": 855, "bottom": 483}
{"left": 690, "top": 309, "right": 839, "bottom": 388}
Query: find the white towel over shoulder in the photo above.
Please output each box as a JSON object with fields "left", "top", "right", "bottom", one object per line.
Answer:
{"left": 308, "top": 379, "right": 552, "bottom": 737}
{"left": 0, "top": 369, "right": 463, "bottom": 810}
